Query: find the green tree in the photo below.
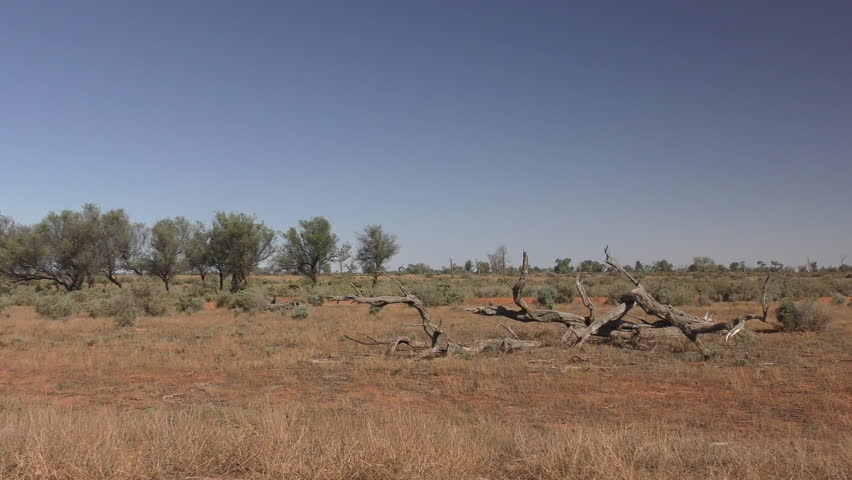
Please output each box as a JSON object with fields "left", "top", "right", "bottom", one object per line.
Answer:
{"left": 97, "top": 209, "right": 148, "bottom": 288}
{"left": 404, "top": 263, "right": 433, "bottom": 275}
{"left": 554, "top": 258, "right": 573, "bottom": 274}
{"left": 276, "top": 217, "right": 338, "bottom": 285}
{"left": 688, "top": 256, "right": 720, "bottom": 273}
{"left": 146, "top": 217, "right": 191, "bottom": 291}
{"left": 184, "top": 222, "right": 212, "bottom": 286}
{"left": 209, "top": 212, "right": 276, "bottom": 292}
{"left": 464, "top": 259, "right": 473, "bottom": 272}
{"left": 0, "top": 204, "right": 102, "bottom": 291}
{"left": 653, "top": 259, "right": 673, "bottom": 273}
{"left": 355, "top": 225, "right": 400, "bottom": 288}
{"left": 578, "top": 260, "right": 605, "bottom": 273}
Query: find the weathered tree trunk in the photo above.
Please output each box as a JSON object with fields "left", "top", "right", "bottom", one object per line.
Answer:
{"left": 467, "top": 248, "right": 774, "bottom": 357}
{"left": 106, "top": 274, "right": 123, "bottom": 289}
{"left": 337, "top": 279, "right": 544, "bottom": 360}
{"left": 230, "top": 272, "right": 247, "bottom": 292}
{"left": 466, "top": 252, "right": 591, "bottom": 338}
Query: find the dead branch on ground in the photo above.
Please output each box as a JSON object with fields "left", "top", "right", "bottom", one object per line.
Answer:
{"left": 335, "top": 278, "right": 544, "bottom": 360}
{"left": 466, "top": 248, "right": 774, "bottom": 358}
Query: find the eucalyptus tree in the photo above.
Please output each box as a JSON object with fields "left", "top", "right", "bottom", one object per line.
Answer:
{"left": 184, "top": 222, "right": 212, "bottom": 286}
{"left": 146, "top": 217, "right": 192, "bottom": 291}
{"left": 276, "top": 217, "right": 338, "bottom": 285}
{"left": 0, "top": 204, "right": 102, "bottom": 291}
{"left": 208, "top": 212, "right": 276, "bottom": 292}
{"left": 97, "top": 209, "right": 149, "bottom": 287}
{"left": 355, "top": 224, "right": 399, "bottom": 288}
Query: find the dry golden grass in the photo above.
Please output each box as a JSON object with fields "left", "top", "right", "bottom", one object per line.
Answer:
{"left": 0, "top": 300, "right": 850, "bottom": 479}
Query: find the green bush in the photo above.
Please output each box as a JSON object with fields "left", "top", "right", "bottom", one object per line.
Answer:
{"left": 306, "top": 294, "right": 325, "bottom": 307}
{"left": 291, "top": 305, "right": 310, "bottom": 319}
{"left": 544, "top": 278, "right": 575, "bottom": 304}
{"left": 176, "top": 295, "right": 204, "bottom": 314}
{"left": 653, "top": 283, "right": 696, "bottom": 306}
{"left": 215, "top": 293, "right": 232, "bottom": 308}
{"left": 128, "top": 280, "right": 170, "bottom": 316}
{"left": 554, "top": 283, "right": 575, "bottom": 304}
{"left": 82, "top": 297, "right": 110, "bottom": 318}
{"left": 229, "top": 289, "right": 268, "bottom": 312}
{"left": 113, "top": 309, "right": 136, "bottom": 328}
{"left": 412, "top": 282, "right": 464, "bottom": 307}
{"left": 34, "top": 295, "right": 79, "bottom": 320}
{"left": 775, "top": 297, "right": 800, "bottom": 329}
{"left": 369, "top": 305, "right": 383, "bottom": 316}
{"left": 831, "top": 293, "right": 846, "bottom": 305}
{"left": 536, "top": 287, "right": 556, "bottom": 309}
{"left": 776, "top": 298, "right": 830, "bottom": 332}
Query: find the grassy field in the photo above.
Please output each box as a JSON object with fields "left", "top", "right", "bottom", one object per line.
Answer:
{"left": 0, "top": 287, "right": 850, "bottom": 480}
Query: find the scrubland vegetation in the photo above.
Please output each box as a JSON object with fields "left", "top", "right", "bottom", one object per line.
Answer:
{"left": 0, "top": 291, "right": 850, "bottom": 479}
{"left": 0, "top": 205, "right": 850, "bottom": 479}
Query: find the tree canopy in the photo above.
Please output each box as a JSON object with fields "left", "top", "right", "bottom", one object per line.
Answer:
{"left": 209, "top": 212, "right": 276, "bottom": 292}
{"left": 276, "top": 217, "right": 338, "bottom": 285}
{"left": 355, "top": 225, "right": 400, "bottom": 287}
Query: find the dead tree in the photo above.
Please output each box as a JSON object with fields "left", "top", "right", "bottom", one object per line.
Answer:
{"left": 467, "top": 248, "right": 774, "bottom": 357}
{"left": 465, "top": 251, "right": 617, "bottom": 343}
{"left": 334, "top": 279, "right": 544, "bottom": 360}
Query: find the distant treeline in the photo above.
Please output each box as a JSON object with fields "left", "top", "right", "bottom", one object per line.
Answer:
{"left": 0, "top": 204, "right": 849, "bottom": 294}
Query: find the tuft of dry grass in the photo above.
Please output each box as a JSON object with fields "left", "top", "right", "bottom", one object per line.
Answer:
{"left": 0, "top": 299, "right": 850, "bottom": 479}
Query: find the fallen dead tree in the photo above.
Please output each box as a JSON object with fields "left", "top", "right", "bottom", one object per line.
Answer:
{"left": 334, "top": 280, "right": 544, "bottom": 360}
{"left": 467, "top": 248, "right": 774, "bottom": 357}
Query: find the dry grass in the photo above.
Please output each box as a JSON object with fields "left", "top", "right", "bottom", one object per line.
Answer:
{"left": 0, "top": 299, "right": 850, "bottom": 479}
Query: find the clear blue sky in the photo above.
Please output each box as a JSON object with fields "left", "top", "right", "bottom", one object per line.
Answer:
{"left": 1, "top": 1, "right": 850, "bottom": 269}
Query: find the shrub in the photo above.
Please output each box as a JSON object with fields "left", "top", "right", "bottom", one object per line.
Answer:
{"left": 291, "top": 305, "right": 310, "bottom": 319}
{"left": 229, "top": 289, "right": 268, "bottom": 313}
{"left": 554, "top": 283, "right": 575, "bottom": 304}
{"left": 831, "top": 293, "right": 846, "bottom": 305}
{"left": 82, "top": 297, "right": 110, "bottom": 318}
{"left": 653, "top": 283, "right": 696, "bottom": 306}
{"left": 103, "top": 294, "right": 141, "bottom": 322}
{"left": 306, "top": 295, "right": 325, "bottom": 307}
{"left": 369, "top": 305, "right": 383, "bottom": 316}
{"left": 544, "top": 278, "right": 575, "bottom": 304}
{"left": 536, "top": 287, "right": 556, "bottom": 309}
{"left": 798, "top": 301, "right": 830, "bottom": 332}
{"left": 215, "top": 293, "right": 232, "bottom": 308}
{"left": 775, "top": 297, "right": 800, "bottom": 329}
{"left": 34, "top": 295, "right": 79, "bottom": 320}
{"left": 176, "top": 295, "right": 204, "bottom": 314}
{"left": 127, "top": 280, "right": 170, "bottom": 316}
{"left": 776, "top": 298, "right": 830, "bottom": 332}
{"left": 413, "top": 282, "right": 464, "bottom": 307}
{"left": 113, "top": 309, "right": 136, "bottom": 328}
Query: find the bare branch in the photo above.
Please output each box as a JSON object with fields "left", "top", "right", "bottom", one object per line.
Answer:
{"left": 576, "top": 272, "right": 596, "bottom": 323}
{"left": 496, "top": 321, "right": 519, "bottom": 340}
{"left": 604, "top": 245, "right": 640, "bottom": 287}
